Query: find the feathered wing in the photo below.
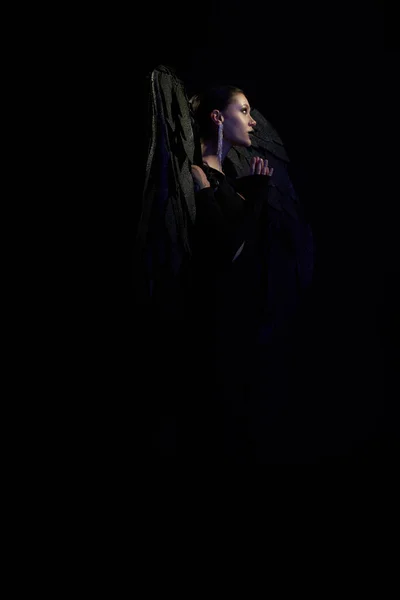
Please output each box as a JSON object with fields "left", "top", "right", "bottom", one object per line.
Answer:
{"left": 135, "top": 65, "right": 197, "bottom": 317}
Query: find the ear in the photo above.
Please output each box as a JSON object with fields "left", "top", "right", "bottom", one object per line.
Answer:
{"left": 210, "top": 109, "right": 224, "bottom": 126}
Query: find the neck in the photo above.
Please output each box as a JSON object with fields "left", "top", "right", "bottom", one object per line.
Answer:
{"left": 201, "top": 139, "right": 232, "bottom": 174}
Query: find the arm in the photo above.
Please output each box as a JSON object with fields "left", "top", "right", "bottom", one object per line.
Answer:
{"left": 190, "top": 163, "right": 271, "bottom": 265}
{"left": 190, "top": 165, "right": 242, "bottom": 265}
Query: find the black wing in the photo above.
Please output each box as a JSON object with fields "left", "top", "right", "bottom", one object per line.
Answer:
{"left": 135, "top": 65, "right": 197, "bottom": 317}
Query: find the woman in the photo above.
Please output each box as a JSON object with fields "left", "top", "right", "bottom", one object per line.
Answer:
{"left": 189, "top": 86, "right": 273, "bottom": 265}
{"left": 185, "top": 86, "right": 278, "bottom": 463}
{"left": 139, "top": 67, "right": 314, "bottom": 462}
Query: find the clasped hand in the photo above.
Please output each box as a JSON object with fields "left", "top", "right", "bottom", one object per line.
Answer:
{"left": 191, "top": 157, "right": 273, "bottom": 190}
{"left": 246, "top": 157, "right": 274, "bottom": 177}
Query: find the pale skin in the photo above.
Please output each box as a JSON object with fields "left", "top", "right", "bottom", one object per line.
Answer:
{"left": 191, "top": 92, "right": 274, "bottom": 190}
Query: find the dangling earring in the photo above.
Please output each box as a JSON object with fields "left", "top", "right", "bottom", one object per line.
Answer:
{"left": 217, "top": 122, "right": 223, "bottom": 171}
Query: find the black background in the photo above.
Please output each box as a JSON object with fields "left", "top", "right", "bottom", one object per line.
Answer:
{"left": 82, "top": 2, "right": 398, "bottom": 463}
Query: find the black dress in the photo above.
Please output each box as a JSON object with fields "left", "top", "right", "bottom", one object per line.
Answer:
{"left": 138, "top": 66, "right": 314, "bottom": 462}
{"left": 183, "top": 162, "right": 315, "bottom": 462}
{"left": 183, "top": 165, "right": 271, "bottom": 461}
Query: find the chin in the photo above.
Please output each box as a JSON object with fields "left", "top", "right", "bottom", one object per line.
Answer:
{"left": 233, "top": 139, "right": 252, "bottom": 149}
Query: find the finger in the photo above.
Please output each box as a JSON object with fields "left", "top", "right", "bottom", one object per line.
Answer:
{"left": 262, "top": 160, "right": 269, "bottom": 175}
{"left": 269, "top": 167, "right": 274, "bottom": 177}
{"left": 251, "top": 157, "right": 256, "bottom": 174}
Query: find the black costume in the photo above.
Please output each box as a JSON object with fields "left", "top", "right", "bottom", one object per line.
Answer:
{"left": 136, "top": 65, "right": 315, "bottom": 462}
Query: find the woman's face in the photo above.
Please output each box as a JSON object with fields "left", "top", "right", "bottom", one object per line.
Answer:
{"left": 221, "top": 93, "right": 257, "bottom": 147}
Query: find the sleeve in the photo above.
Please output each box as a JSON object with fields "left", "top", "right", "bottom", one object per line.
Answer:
{"left": 193, "top": 176, "right": 271, "bottom": 267}
{"left": 192, "top": 187, "right": 233, "bottom": 267}
{"left": 234, "top": 174, "right": 271, "bottom": 207}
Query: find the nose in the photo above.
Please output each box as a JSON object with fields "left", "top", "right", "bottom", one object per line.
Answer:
{"left": 250, "top": 115, "right": 256, "bottom": 127}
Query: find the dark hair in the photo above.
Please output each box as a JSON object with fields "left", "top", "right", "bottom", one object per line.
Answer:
{"left": 190, "top": 85, "right": 244, "bottom": 141}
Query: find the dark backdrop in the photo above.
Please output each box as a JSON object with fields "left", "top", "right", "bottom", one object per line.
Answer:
{"left": 86, "top": 2, "right": 397, "bottom": 463}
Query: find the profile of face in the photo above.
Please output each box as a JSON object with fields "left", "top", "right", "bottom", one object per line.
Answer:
{"left": 220, "top": 93, "right": 257, "bottom": 148}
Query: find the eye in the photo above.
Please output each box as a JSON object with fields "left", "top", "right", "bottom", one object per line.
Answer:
{"left": 241, "top": 108, "right": 248, "bottom": 114}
